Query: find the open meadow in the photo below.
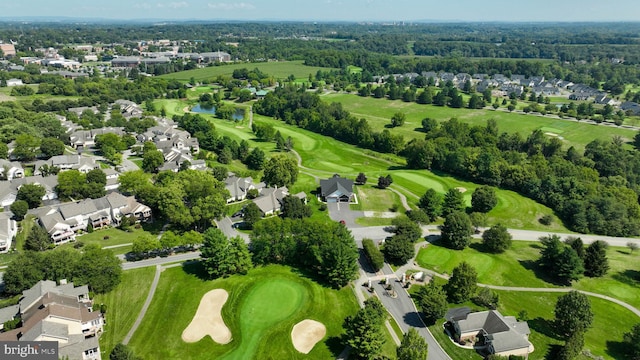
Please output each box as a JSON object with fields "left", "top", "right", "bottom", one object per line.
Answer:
{"left": 127, "top": 264, "right": 358, "bottom": 360}
{"left": 159, "top": 60, "right": 337, "bottom": 82}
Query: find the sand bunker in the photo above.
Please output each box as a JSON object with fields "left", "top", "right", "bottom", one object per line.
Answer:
{"left": 455, "top": 187, "right": 467, "bottom": 193}
{"left": 291, "top": 319, "right": 326, "bottom": 354}
{"left": 181, "top": 289, "right": 232, "bottom": 344}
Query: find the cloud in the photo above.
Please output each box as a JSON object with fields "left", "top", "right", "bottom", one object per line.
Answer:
{"left": 134, "top": 3, "right": 153, "bottom": 9}
{"left": 207, "top": 2, "right": 255, "bottom": 10}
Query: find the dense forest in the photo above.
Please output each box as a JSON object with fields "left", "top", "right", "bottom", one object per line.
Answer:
{"left": 256, "top": 86, "right": 640, "bottom": 236}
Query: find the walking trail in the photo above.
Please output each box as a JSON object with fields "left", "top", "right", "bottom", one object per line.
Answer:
{"left": 122, "top": 264, "right": 162, "bottom": 345}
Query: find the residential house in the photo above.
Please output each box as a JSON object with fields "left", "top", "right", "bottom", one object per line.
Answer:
{"left": 139, "top": 125, "right": 199, "bottom": 163}
{"left": 34, "top": 192, "right": 151, "bottom": 244}
{"left": 621, "top": 101, "right": 640, "bottom": 116}
{"left": 6, "top": 78, "right": 23, "bottom": 86}
{"left": 0, "top": 159, "right": 24, "bottom": 180}
{"left": 34, "top": 155, "right": 98, "bottom": 175}
{"left": 225, "top": 175, "right": 263, "bottom": 203}
{"left": 0, "top": 175, "right": 59, "bottom": 208}
{"left": 446, "top": 308, "right": 532, "bottom": 358}
{"left": 0, "top": 212, "right": 17, "bottom": 253}
{"left": 0, "top": 280, "right": 103, "bottom": 360}
{"left": 594, "top": 94, "right": 618, "bottom": 106}
{"left": 113, "top": 99, "right": 144, "bottom": 118}
{"left": 68, "top": 127, "right": 125, "bottom": 149}
{"left": 103, "top": 168, "right": 120, "bottom": 191}
{"left": 252, "top": 187, "right": 306, "bottom": 216}
{"left": 319, "top": 175, "right": 355, "bottom": 203}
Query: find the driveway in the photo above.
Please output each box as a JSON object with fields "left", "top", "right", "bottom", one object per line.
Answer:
{"left": 215, "top": 217, "right": 250, "bottom": 243}
{"left": 327, "top": 202, "right": 364, "bottom": 228}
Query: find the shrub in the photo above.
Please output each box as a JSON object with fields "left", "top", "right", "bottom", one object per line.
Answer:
{"left": 539, "top": 214, "right": 553, "bottom": 225}
{"left": 103, "top": 235, "right": 110, "bottom": 240}
{"left": 363, "top": 239, "right": 385, "bottom": 272}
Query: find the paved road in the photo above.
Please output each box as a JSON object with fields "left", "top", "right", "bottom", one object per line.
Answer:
{"left": 215, "top": 217, "right": 250, "bottom": 243}
{"left": 327, "top": 202, "right": 364, "bottom": 228}
{"left": 121, "top": 252, "right": 201, "bottom": 270}
{"left": 350, "top": 225, "right": 640, "bottom": 247}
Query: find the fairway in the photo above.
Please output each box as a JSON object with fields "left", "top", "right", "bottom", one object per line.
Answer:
{"left": 159, "top": 60, "right": 337, "bottom": 82}
{"left": 127, "top": 264, "right": 358, "bottom": 360}
{"left": 323, "top": 93, "right": 637, "bottom": 151}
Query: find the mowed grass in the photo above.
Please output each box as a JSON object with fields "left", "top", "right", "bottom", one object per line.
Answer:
{"left": 159, "top": 60, "right": 337, "bottom": 82}
{"left": 417, "top": 240, "right": 640, "bottom": 309}
{"left": 352, "top": 184, "right": 402, "bottom": 212}
{"left": 323, "top": 93, "right": 637, "bottom": 151}
{"left": 94, "top": 267, "right": 156, "bottom": 356}
{"left": 392, "top": 170, "right": 566, "bottom": 231}
{"left": 417, "top": 241, "right": 553, "bottom": 288}
{"left": 155, "top": 98, "right": 566, "bottom": 232}
{"left": 128, "top": 264, "right": 358, "bottom": 360}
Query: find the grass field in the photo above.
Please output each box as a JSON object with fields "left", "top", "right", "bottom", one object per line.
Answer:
{"left": 127, "top": 264, "right": 358, "bottom": 360}
{"left": 323, "top": 93, "right": 637, "bottom": 151}
{"left": 416, "top": 240, "right": 640, "bottom": 309}
{"left": 94, "top": 267, "right": 156, "bottom": 356}
{"left": 351, "top": 184, "right": 402, "bottom": 212}
{"left": 159, "top": 61, "right": 337, "bottom": 82}
{"left": 155, "top": 98, "right": 567, "bottom": 232}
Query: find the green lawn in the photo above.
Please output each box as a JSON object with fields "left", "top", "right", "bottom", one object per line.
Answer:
{"left": 94, "top": 267, "right": 156, "bottom": 356}
{"left": 159, "top": 61, "right": 337, "bottom": 82}
{"left": 417, "top": 240, "right": 640, "bottom": 310}
{"left": 352, "top": 184, "right": 402, "bottom": 213}
{"left": 154, "top": 98, "right": 568, "bottom": 232}
{"left": 127, "top": 264, "right": 358, "bottom": 360}
{"left": 323, "top": 93, "right": 637, "bottom": 151}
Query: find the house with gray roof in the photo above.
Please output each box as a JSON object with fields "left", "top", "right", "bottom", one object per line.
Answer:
{"left": 0, "top": 280, "right": 103, "bottom": 360}
{"left": 33, "top": 154, "right": 98, "bottom": 174}
{"left": 35, "top": 192, "right": 151, "bottom": 244}
{"left": 252, "top": 187, "right": 306, "bottom": 216}
{"left": 446, "top": 307, "right": 532, "bottom": 358}
{"left": 0, "top": 211, "right": 17, "bottom": 253}
{"left": 0, "top": 159, "right": 24, "bottom": 180}
{"left": 225, "top": 174, "right": 264, "bottom": 203}
{"left": 320, "top": 175, "right": 355, "bottom": 203}
{"left": 0, "top": 175, "right": 59, "bottom": 208}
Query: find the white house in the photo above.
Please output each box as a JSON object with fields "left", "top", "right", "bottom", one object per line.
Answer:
{"left": 6, "top": 78, "right": 24, "bottom": 86}
{"left": 0, "top": 212, "right": 17, "bottom": 253}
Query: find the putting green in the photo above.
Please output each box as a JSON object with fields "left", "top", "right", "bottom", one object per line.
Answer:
{"left": 223, "top": 278, "right": 307, "bottom": 360}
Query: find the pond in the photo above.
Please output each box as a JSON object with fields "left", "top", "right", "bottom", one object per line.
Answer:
{"left": 191, "top": 103, "right": 245, "bottom": 121}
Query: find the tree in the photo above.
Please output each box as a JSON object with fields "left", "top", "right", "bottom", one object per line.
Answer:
{"left": 262, "top": 155, "right": 298, "bottom": 187}
{"left": 583, "top": 240, "right": 609, "bottom": 277}
{"left": 623, "top": 323, "right": 640, "bottom": 360}
{"left": 469, "top": 212, "right": 487, "bottom": 232}
{"left": 392, "top": 215, "right": 422, "bottom": 242}
{"left": 482, "top": 224, "right": 512, "bottom": 253}
{"left": 397, "top": 328, "right": 428, "bottom": 360}
{"left": 280, "top": 195, "right": 311, "bottom": 219}
{"left": 242, "top": 202, "right": 262, "bottom": 229}
{"left": 565, "top": 237, "right": 585, "bottom": 259}
{"left": 471, "top": 186, "right": 498, "bottom": 213}
{"left": 0, "top": 142, "right": 8, "bottom": 159}
{"left": 142, "top": 149, "right": 164, "bottom": 173}
{"left": 12, "top": 134, "right": 40, "bottom": 161}
{"left": 362, "top": 239, "right": 384, "bottom": 272}
{"left": 442, "top": 188, "right": 465, "bottom": 217}
{"left": 558, "top": 331, "right": 585, "bottom": 360}
{"left": 554, "top": 291, "right": 593, "bottom": 340}
{"left": 2, "top": 252, "right": 45, "bottom": 295}
{"left": 200, "top": 228, "right": 252, "bottom": 278}
{"left": 440, "top": 211, "right": 473, "bottom": 250}
{"left": 539, "top": 235, "right": 584, "bottom": 284}
{"left": 390, "top": 112, "right": 406, "bottom": 127}
{"left": 74, "top": 245, "right": 122, "bottom": 293}
{"left": 473, "top": 287, "right": 499, "bottom": 309}
{"left": 446, "top": 261, "right": 477, "bottom": 303}
{"left": 17, "top": 183, "right": 46, "bottom": 208}
{"left": 245, "top": 147, "right": 265, "bottom": 170}
{"left": 383, "top": 235, "right": 415, "bottom": 266}
{"left": 212, "top": 166, "right": 228, "bottom": 181}
{"left": 344, "top": 297, "right": 387, "bottom": 360}
{"left": 252, "top": 122, "right": 276, "bottom": 141}
{"left": 25, "top": 225, "right": 52, "bottom": 251}
{"left": 355, "top": 172, "right": 367, "bottom": 185}
{"left": 416, "top": 281, "right": 448, "bottom": 325}
{"left": 628, "top": 242, "right": 638, "bottom": 254}
{"left": 110, "top": 343, "right": 142, "bottom": 360}
{"left": 377, "top": 174, "right": 393, "bottom": 189}
{"left": 418, "top": 189, "right": 442, "bottom": 222}
{"left": 132, "top": 234, "right": 159, "bottom": 256}
{"left": 10, "top": 200, "right": 28, "bottom": 220}
{"left": 39, "top": 138, "right": 65, "bottom": 158}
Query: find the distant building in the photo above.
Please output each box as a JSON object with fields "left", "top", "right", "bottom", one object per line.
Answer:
{"left": 6, "top": 78, "right": 23, "bottom": 86}
{"left": 0, "top": 43, "right": 16, "bottom": 57}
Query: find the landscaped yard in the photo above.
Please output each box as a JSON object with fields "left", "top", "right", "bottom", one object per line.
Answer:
{"left": 127, "top": 264, "right": 358, "bottom": 360}
{"left": 94, "top": 267, "right": 156, "bottom": 356}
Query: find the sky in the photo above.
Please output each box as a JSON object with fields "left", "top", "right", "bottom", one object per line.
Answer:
{"left": 2, "top": 0, "right": 640, "bottom": 22}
